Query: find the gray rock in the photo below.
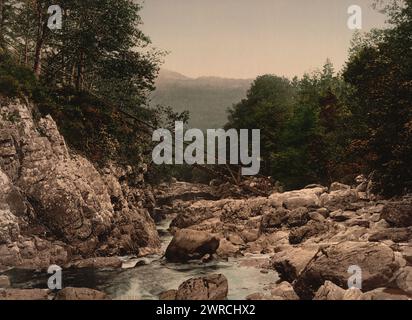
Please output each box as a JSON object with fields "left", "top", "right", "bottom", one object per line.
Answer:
{"left": 396, "top": 267, "right": 412, "bottom": 295}
{"left": 294, "top": 242, "right": 400, "bottom": 300}
{"left": 165, "top": 229, "right": 220, "bottom": 262}
{"left": 314, "top": 281, "right": 346, "bottom": 300}
{"left": 271, "top": 245, "right": 319, "bottom": 282}
{"left": 381, "top": 202, "right": 412, "bottom": 227}
{"left": 369, "top": 227, "right": 412, "bottom": 243}
{"left": 175, "top": 274, "right": 228, "bottom": 300}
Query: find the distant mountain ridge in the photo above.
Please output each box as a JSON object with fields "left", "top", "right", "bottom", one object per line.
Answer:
{"left": 151, "top": 69, "right": 252, "bottom": 129}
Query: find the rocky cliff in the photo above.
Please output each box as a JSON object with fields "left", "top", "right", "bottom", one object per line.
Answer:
{"left": 0, "top": 97, "right": 160, "bottom": 270}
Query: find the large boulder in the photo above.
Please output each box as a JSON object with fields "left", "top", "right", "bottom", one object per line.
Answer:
{"left": 369, "top": 227, "right": 412, "bottom": 243}
{"left": 293, "top": 242, "right": 400, "bottom": 300}
{"left": 396, "top": 267, "right": 412, "bottom": 295}
{"left": 271, "top": 245, "right": 319, "bottom": 282}
{"left": 260, "top": 208, "right": 289, "bottom": 233}
{"left": 175, "top": 274, "right": 228, "bottom": 300}
{"left": 320, "top": 189, "right": 359, "bottom": 210}
{"left": 165, "top": 229, "right": 220, "bottom": 262}
{"left": 381, "top": 202, "right": 412, "bottom": 228}
{"left": 314, "top": 281, "right": 364, "bottom": 300}
{"left": 269, "top": 187, "right": 324, "bottom": 210}
{"left": 289, "top": 220, "right": 330, "bottom": 244}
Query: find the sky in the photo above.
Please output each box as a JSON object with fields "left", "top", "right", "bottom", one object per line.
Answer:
{"left": 139, "top": 0, "right": 388, "bottom": 79}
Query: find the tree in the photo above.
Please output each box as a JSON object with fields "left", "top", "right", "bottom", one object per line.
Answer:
{"left": 344, "top": 0, "right": 412, "bottom": 196}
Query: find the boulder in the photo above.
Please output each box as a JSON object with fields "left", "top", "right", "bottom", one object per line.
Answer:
{"left": 381, "top": 202, "right": 412, "bottom": 227}
{"left": 269, "top": 281, "right": 299, "bottom": 300}
{"left": 286, "top": 207, "right": 309, "bottom": 228}
{"left": 271, "top": 245, "right": 319, "bottom": 282}
{"left": 165, "top": 229, "right": 220, "bottom": 262}
{"left": 175, "top": 274, "right": 228, "bottom": 300}
{"left": 329, "top": 210, "right": 357, "bottom": 222}
{"left": 293, "top": 242, "right": 400, "bottom": 300}
{"left": 55, "top": 287, "right": 108, "bottom": 300}
{"left": 330, "top": 182, "right": 351, "bottom": 192}
{"left": 216, "top": 239, "right": 240, "bottom": 258}
{"left": 361, "top": 288, "right": 410, "bottom": 300}
{"left": 314, "top": 281, "right": 346, "bottom": 300}
{"left": 289, "top": 221, "right": 330, "bottom": 244}
{"left": 260, "top": 208, "right": 289, "bottom": 233}
{"left": 320, "top": 190, "right": 359, "bottom": 210}
{"left": 369, "top": 228, "right": 412, "bottom": 243}
{"left": 269, "top": 188, "right": 323, "bottom": 210}
{"left": 396, "top": 267, "right": 412, "bottom": 295}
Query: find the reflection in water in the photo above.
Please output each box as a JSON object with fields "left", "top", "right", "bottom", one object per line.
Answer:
{"left": 4, "top": 219, "right": 278, "bottom": 300}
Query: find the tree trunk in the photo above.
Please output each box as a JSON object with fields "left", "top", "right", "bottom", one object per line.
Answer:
{"left": 0, "top": 0, "right": 5, "bottom": 47}
{"left": 76, "top": 51, "right": 84, "bottom": 91}
{"left": 33, "top": 2, "right": 48, "bottom": 78}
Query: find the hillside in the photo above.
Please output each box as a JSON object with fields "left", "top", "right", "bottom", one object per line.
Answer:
{"left": 150, "top": 69, "right": 252, "bottom": 129}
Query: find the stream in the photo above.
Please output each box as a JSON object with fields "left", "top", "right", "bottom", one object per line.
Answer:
{"left": 5, "top": 219, "right": 279, "bottom": 300}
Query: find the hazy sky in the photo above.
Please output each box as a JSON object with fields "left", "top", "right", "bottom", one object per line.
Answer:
{"left": 140, "top": 0, "right": 387, "bottom": 79}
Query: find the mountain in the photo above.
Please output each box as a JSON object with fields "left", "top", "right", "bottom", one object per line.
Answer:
{"left": 150, "top": 70, "right": 252, "bottom": 129}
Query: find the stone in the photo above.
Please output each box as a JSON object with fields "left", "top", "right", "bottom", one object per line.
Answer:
{"left": 314, "top": 281, "right": 346, "bottom": 300}
{"left": 165, "top": 229, "right": 220, "bottom": 262}
{"left": 361, "top": 288, "right": 410, "bottom": 300}
{"left": 216, "top": 239, "right": 239, "bottom": 258}
{"left": 329, "top": 210, "right": 357, "bottom": 222}
{"left": 330, "top": 182, "right": 351, "bottom": 192}
{"left": 286, "top": 207, "right": 309, "bottom": 228}
{"left": 396, "top": 267, "right": 412, "bottom": 295}
{"left": 369, "top": 228, "right": 412, "bottom": 243}
{"left": 159, "top": 290, "right": 177, "bottom": 300}
{"left": 269, "top": 282, "right": 299, "bottom": 300}
{"left": 381, "top": 202, "right": 412, "bottom": 227}
{"left": 309, "top": 212, "right": 326, "bottom": 222}
{"left": 271, "top": 245, "right": 319, "bottom": 282}
{"left": 260, "top": 207, "right": 289, "bottom": 233}
{"left": 55, "top": 287, "right": 108, "bottom": 300}
{"left": 0, "top": 288, "right": 50, "bottom": 300}
{"left": 294, "top": 242, "right": 400, "bottom": 300}
{"left": 289, "top": 221, "right": 330, "bottom": 244}
{"left": 320, "top": 189, "right": 359, "bottom": 210}
{"left": 175, "top": 274, "right": 228, "bottom": 300}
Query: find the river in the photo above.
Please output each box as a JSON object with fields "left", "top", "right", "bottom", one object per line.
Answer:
{"left": 5, "top": 219, "right": 278, "bottom": 300}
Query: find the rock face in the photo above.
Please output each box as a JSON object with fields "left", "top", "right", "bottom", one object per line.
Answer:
{"left": 293, "top": 242, "right": 400, "bottom": 300}
{"left": 0, "top": 98, "right": 160, "bottom": 269}
{"left": 175, "top": 274, "right": 229, "bottom": 300}
{"left": 55, "top": 287, "right": 108, "bottom": 300}
{"left": 165, "top": 229, "right": 220, "bottom": 262}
